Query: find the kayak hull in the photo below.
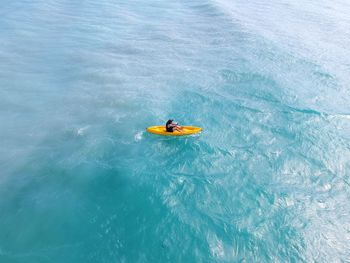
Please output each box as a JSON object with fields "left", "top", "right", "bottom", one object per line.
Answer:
{"left": 146, "top": 126, "right": 202, "bottom": 136}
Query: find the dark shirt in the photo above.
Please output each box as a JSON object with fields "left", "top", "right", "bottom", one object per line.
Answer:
{"left": 166, "top": 120, "right": 174, "bottom": 132}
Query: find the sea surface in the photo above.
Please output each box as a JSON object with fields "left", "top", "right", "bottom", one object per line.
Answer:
{"left": 1, "top": 0, "right": 350, "bottom": 262}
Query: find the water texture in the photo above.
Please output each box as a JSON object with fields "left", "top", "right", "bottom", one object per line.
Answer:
{"left": 1, "top": 0, "right": 350, "bottom": 262}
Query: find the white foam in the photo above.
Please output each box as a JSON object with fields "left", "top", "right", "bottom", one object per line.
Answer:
{"left": 134, "top": 131, "right": 143, "bottom": 142}
{"left": 77, "top": 126, "right": 89, "bottom": 136}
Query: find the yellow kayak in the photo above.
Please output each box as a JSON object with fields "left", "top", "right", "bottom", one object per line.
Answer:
{"left": 146, "top": 126, "right": 202, "bottom": 136}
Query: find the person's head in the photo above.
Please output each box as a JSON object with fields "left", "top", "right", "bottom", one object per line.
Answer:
{"left": 166, "top": 119, "right": 173, "bottom": 126}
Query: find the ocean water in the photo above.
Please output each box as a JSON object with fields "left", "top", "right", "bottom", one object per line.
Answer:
{"left": 1, "top": 0, "right": 350, "bottom": 262}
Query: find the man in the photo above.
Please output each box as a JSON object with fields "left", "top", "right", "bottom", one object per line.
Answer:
{"left": 165, "top": 119, "right": 183, "bottom": 132}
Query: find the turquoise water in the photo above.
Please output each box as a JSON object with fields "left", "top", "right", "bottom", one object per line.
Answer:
{"left": 1, "top": 0, "right": 350, "bottom": 261}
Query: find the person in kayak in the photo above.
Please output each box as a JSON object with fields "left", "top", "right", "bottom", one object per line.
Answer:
{"left": 166, "top": 119, "right": 183, "bottom": 132}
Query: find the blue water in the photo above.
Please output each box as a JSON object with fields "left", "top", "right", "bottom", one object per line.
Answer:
{"left": 1, "top": 0, "right": 350, "bottom": 262}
